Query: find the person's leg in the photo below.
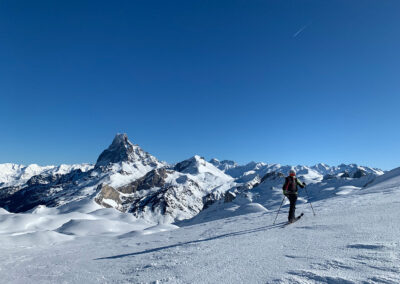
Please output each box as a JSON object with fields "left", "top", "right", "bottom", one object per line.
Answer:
{"left": 288, "top": 194, "right": 297, "bottom": 222}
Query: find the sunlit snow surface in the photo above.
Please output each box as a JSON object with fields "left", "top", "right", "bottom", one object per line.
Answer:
{"left": 0, "top": 169, "right": 400, "bottom": 283}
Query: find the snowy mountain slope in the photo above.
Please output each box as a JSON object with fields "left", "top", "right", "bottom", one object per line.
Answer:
{"left": 210, "top": 159, "right": 384, "bottom": 184}
{"left": 95, "top": 133, "right": 166, "bottom": 187}
{"left": 0, "top": 135, "right": 238, "bottom": 224}
{"left": 181, "top": 167, "right": 381, "bottom": 226}
{"left": 0, "top": 134, "right": 164, "bottom": 213}
{"left": 203, "top": 159, "right": 385, "bottom": 222}
{"left": 0, "top": 163, "right": 93, "bottom": 189}
{"left": 364, "top": 166, "right": 400, "bottom": 191}
{"left": 95, "top": 156, "right": 235, "bottom": 223}
{"left": 209, "top": 158, "right": 238, "bottom": 172}
{"left": 0, "top": 164, "right": 398, "bottom": 283}
{"left": 0, "top": 133, "right": 386, "bottom": 228}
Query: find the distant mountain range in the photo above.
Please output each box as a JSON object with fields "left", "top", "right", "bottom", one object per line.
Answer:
{"left": 0, "top": 134, "right": 387, "bottom": 223}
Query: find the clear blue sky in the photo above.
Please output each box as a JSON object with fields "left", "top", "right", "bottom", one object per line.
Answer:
{"left": 1, "top": 0, "right": 399, "bottom": 170}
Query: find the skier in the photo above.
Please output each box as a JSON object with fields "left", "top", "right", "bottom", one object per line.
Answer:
{"left": 282, "top": 170, "right": 306, "bottom": 223}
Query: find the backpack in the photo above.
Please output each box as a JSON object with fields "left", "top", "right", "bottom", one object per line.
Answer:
{"left": 283, "top": 176, "right": 297, "bottom": 195}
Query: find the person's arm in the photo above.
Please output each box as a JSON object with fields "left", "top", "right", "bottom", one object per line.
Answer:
{"left": 296, "top": 178, "right": 306, "bottom": 188}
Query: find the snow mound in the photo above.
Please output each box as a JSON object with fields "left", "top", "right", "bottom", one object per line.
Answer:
{"left": 5, "top": 231, "right": 74, "bottom": 247}
{"left": 142, "top": 224, "right": 179, "bottom": 235}
{"left": 335, "top": 186, "right": 361, "bottom": 195}
{"left": 238, "top": 203, "right": 268, "bottom": 214}
{"left": 119, "top": 224, "right": 179, "bottom": 238}
{"left": 56, "top": 218, "right": 142, "bottom": 237}
{"left": 0, "top": 208, "right": 10, "bottom": 214}
{"left": 29, "top": 205, "right": 59, "bottom": 215}
{"left": 57, "top": 199, "right": 103, "bottom": 214}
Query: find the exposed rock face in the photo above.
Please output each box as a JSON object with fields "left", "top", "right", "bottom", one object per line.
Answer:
{"left": 209, "top": 159, "right": 238, "bottom": 172}
{"left": 260, "top": 171, "right": 284, "bottom": 183}
{"left": 323, "top": 174, "right": 335, "bottom": 180}
{"left": 0, "top": 133, "right": 386, "bottom": 225}
{"left": 0, "top": 134, "right": 162, "bottom": 213}
{"left": 174, "top": 156, "right": 206, "bottom": 174}
{"left": 94, "top": 156, "right": 235, "bottom": 222}
{"left": 224, "top": 191, "right": 236, "bottom": 203}
{"left": 353, "top": 169, "right": 367, "bottom": 179}
{"left": 0, "top": 163, "right": 93, "bottom": 189}
{"left": 94, "top": 184, "right": 122, "bottom": 209}
{"left": 95, "top": 133, "right": 160, "bottom": 169}
{"left": 128, "top": 179, "right": 203, "bottom": 221}
{"left": 27, "top": 173, "right": 63, "bottom": 186}
{"left": 117, "top": 168, "right": 170, "bottom": 194}
{"left": 341, "top": 171, "right": 351, "bottom": 178}
{"left": 0, "top": 169, "right": 89, "bottom": 212}
{"left": 94, "top": 167, "right": 205, "bottom": 221}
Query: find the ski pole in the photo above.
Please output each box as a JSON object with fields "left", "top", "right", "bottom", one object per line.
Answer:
{"left": 273, "top": 196, "right": 286, "bottom": 225}
{"left": 304, "top": 186, "right": 316, "bottom": 216}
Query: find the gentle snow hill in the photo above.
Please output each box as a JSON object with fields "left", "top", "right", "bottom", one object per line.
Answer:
{"left": 0, "top": 165, "right": 399, "bottom": 283}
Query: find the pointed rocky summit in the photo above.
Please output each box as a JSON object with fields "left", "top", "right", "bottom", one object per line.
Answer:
{"left": 95, "top": 133, "right": 160, "bottom": 168}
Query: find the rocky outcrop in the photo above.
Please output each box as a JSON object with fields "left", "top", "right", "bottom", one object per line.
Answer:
{"left": 117, "top": 168, "right": 170, "bottom": 194}
{"left": 260, "top": 171, "right": 284, "bottom": 183}
{"left": 93, "top": 167, "right": 177, "bottom": 214}
{"left": 341, "top": 171, "right": 350, "bottom": 178}
{"left": 224, "top": 191, "right": 236, "bottom": 203}
{"left": 323, "top": 174, "right": 335, "bottom": 180}
{"left": 0, "top": 168, "right": 89, "bottom": 212}
{"left": 353, "top": 169, "right": 367, "bottom": 179}
{"left": 94, "top": 184, "right": 122, "bottom": 209}
{"left": 209, "top": 159, "right": 238, "bottom": 172}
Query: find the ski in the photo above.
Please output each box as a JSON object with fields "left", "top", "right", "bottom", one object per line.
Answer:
{"left": 284, "top": 213, "right": 304, "bottom": 226}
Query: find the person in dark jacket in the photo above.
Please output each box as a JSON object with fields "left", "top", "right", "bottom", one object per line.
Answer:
{"left": 282, "top": 169, "right": 306, "bottom": 223}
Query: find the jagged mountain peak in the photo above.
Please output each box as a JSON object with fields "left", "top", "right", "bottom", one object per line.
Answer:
{"left": 174, "top": 155, "right": 207, "bottom": 174}
{"left": 209, "top": 158, "right": 239, "bottom": 172}
{"left": 209, "top": 158, "right": 237, "bottom": 166}
{"left": 95, "top": 133, "right": 159, "bottom": 168}
{"left": 110, "top": 133, "right": 132, "bottom": 148}
{"left": 209, "top": 158, "right": 220, "bottom": 164}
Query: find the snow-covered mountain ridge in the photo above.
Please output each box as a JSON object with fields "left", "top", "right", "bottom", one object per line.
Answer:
{"left": 0, "top": 163, "right": 93, "bottom": 188}
{"left": 0, "top": 134, "right": 399, "bottom": 283}
{"left": 0, "top": 133, "right": 388, "bottom": 225}
{"left": 0, "top": 165, "right": 399, "bottom": 283}
{"left": 210, "top": 158, "right": 384, "bottom": 183}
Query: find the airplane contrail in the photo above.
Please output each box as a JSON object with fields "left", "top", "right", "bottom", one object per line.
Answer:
{"left": 293, "top": 22, "right": 312, "bottom": 38}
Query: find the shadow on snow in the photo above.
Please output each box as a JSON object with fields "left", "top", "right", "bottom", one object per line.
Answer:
{"left": 95, "top": 221, "right": 287, "bottom": 260}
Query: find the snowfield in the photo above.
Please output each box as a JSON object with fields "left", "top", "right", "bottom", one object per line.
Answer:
{"left": 0, "top": 168, "right": 399, "bottom": 283}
